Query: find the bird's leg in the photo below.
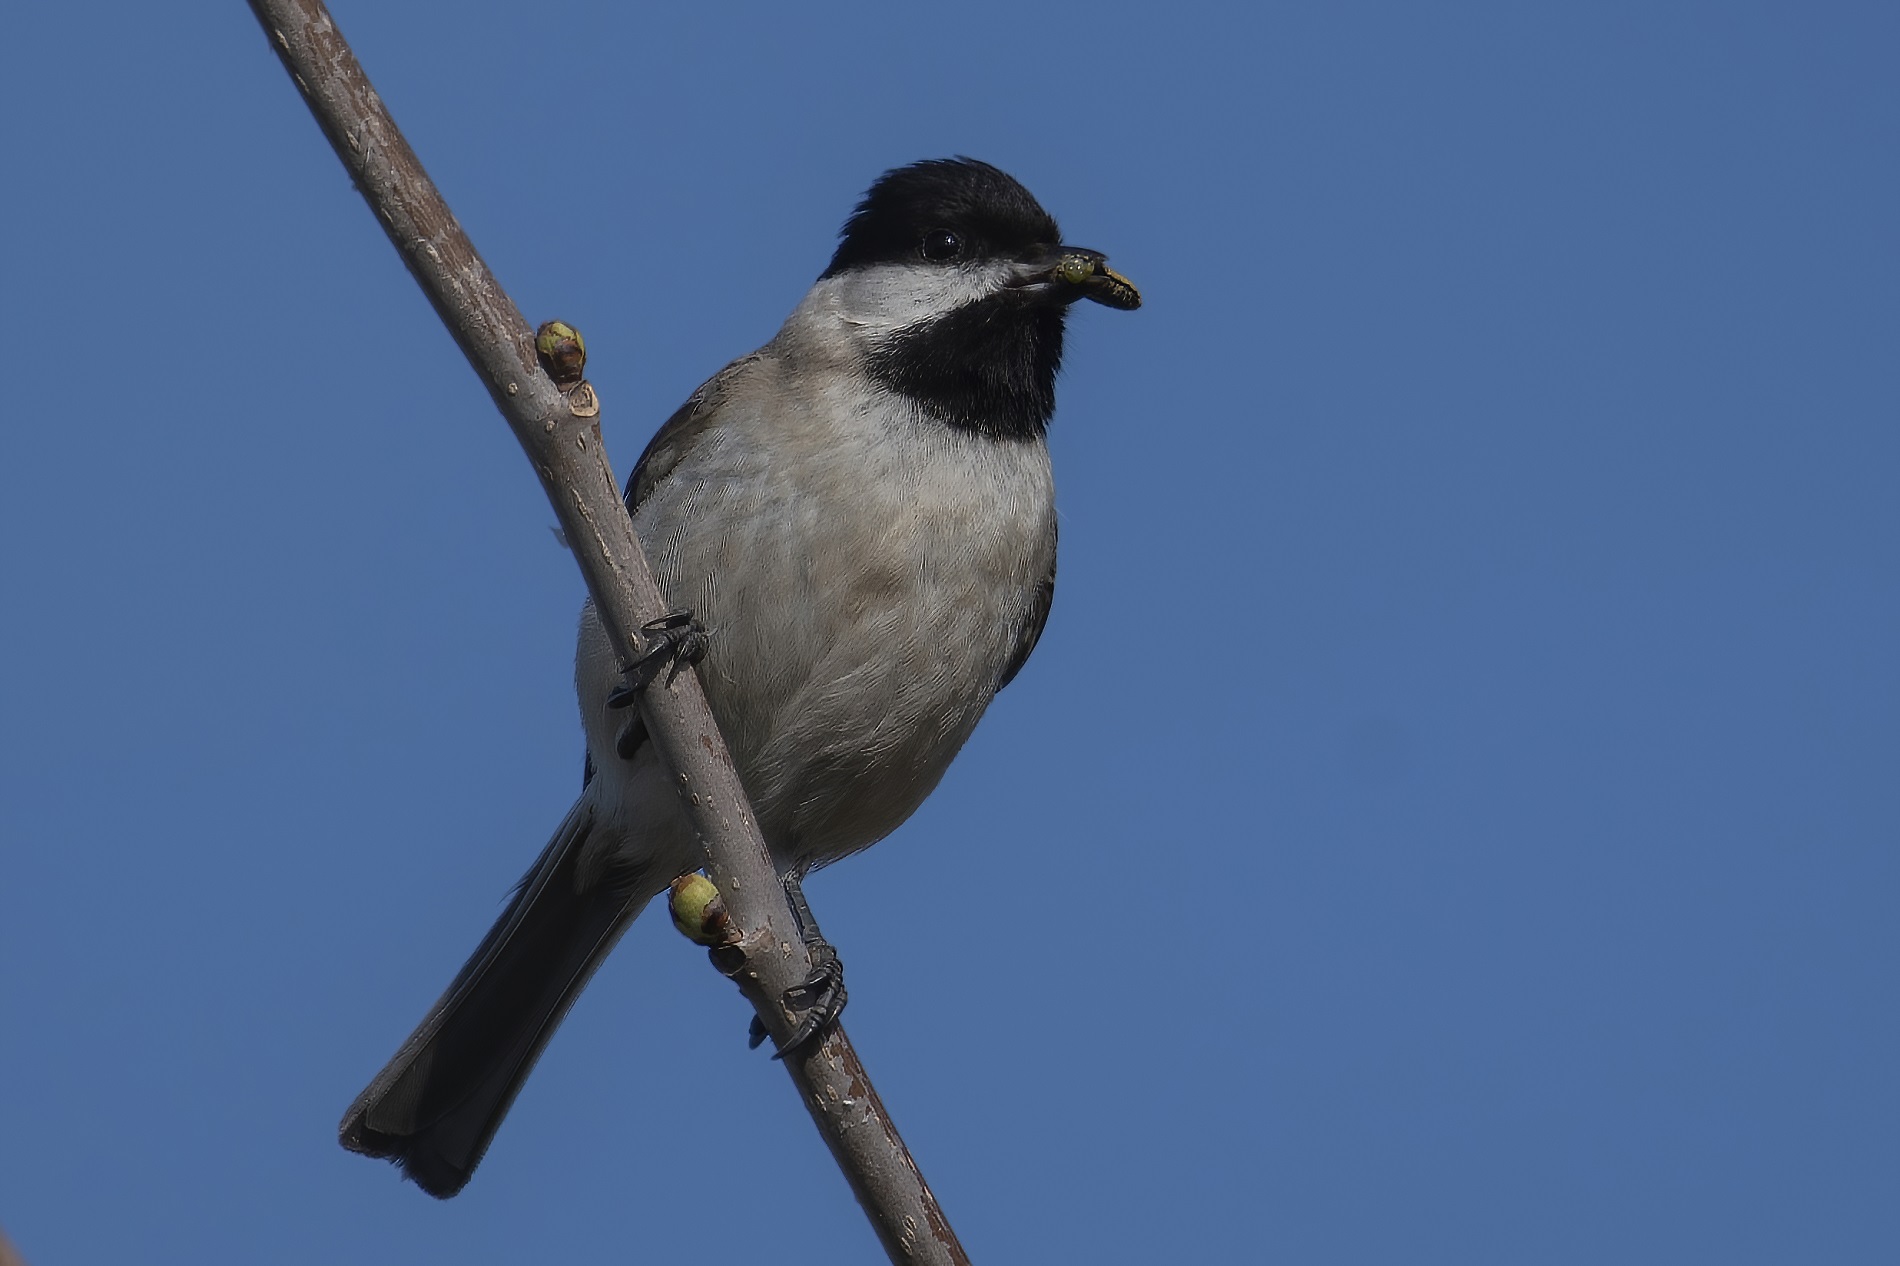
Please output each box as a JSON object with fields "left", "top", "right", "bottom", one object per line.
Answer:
{"left": 604, "top": 610, "right": 708, "bottom": 759}
{"left": 747, "top": 868, "right": 848, "bottom": 1058}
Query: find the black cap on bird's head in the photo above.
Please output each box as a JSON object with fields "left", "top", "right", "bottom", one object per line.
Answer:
{"left": 825, "top": 158, "right": 1060, "bottom": 277}
{"left": 823, "top": 158, "right": 1141, "bottom": 312}
{"left": 824, "top": 158, "right": 1139, "bottom": 441}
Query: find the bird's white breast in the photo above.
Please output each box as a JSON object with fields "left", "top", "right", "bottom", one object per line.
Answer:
{"left": 576, "top": 355, "right": 1055, "bottom": 872}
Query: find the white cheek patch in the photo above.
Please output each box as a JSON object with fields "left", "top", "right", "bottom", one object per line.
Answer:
{"left": 822, "top": 260, "right": 1017, "bottom": 339}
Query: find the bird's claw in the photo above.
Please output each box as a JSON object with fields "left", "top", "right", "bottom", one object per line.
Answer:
{"left": 606, "top": 612, "right": 706, "bottom": 761}
{"left": 606, "top": 611, "right": 709, "bottom": 708}
{"left": 748, "top": 941, "right": 847, "bottom": 1059}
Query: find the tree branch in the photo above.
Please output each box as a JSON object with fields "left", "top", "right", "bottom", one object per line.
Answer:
{"left": 245, "top": 3, "right": 968, "bottom": 1261}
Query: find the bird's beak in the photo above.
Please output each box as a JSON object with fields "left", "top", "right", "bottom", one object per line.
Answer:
{"left": 1012, "top": 246, "right": 1142, "bottom": 310}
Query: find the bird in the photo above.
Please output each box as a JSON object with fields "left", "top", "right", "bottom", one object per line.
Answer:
{"left": 338, "top": 157, "right": 1140, "bottom": 1197}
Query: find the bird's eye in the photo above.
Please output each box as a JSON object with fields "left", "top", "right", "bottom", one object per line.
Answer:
{"left": 920, "top": 229, "right": 963, "bottom": 262}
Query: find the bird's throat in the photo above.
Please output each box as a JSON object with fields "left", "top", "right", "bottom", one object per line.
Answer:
{"left": 864, "top": 297, "right": 1066, "bottom": 441}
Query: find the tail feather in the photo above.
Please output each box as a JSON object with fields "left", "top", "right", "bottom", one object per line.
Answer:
{"left": 339, "top": 800, "right": 650, "bottom": 1197}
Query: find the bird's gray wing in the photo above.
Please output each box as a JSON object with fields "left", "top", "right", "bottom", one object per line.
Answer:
{"left": 625, "top": 353, "right": 765, "bottom": 513}
{"left": 584, "top": 355, "right": 767, "bottom": 788}
{"left": 997, "top": 523, "right": 1056, "bottom": 692}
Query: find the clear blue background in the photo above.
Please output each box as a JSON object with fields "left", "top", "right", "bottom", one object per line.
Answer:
{"left": 2, "top": 3, "right": 1895, "bottom": 1262}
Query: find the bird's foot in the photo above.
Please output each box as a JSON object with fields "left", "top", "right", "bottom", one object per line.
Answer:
{"left": 607, "top": 610, "right": 709, "bottom": 701}
{"left": 748, "top": 938, "right": 847, "bottom": 1058}
{"left": 747, "top": 870, "right": 847, "bottom": 1058}
{"left": 605, "top": 611, "right": 708, "bottom": 759}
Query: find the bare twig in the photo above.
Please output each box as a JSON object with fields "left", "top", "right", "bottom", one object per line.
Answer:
{"left": 245, "top": 3, "right": 968, "bottom": 1261}
{"left": 0, "top": 1225, "right": 29, "bottom": 1266}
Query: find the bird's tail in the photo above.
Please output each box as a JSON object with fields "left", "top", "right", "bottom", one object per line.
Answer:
{"left": 339, "top": 799, "right": 653, "bottom": 1197}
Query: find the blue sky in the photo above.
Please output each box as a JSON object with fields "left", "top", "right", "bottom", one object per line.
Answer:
{"left": 2, "top": 2, "right": 1896, "bottom": 1262}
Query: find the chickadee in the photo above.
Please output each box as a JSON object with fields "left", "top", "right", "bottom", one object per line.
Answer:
{"left": 340, "top": 157, "right": 1140, "bottom": 1197}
